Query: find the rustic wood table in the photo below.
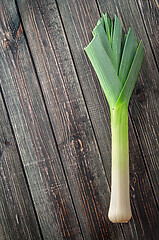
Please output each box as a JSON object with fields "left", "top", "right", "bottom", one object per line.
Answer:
{"left": 0, "top": 0, "right": 158, "bottom": 239}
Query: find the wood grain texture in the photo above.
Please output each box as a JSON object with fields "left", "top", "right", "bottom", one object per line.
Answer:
{"left": 96, "top": 0, "right": 159, "bottom": 206}
{"left": 137, "top": 0, "right": 159, "bottom": 67}
{"left": 54, "top": 0, "right": 159, "bottom": 239}
{"left": 0, "top": 92, "right": 42, "bottom": 240}
{"left": 16, "top": 0, "right": 125, "bottom": 239}
{"left": 0, "top": 0, "right": 158, "bottom": 239}
{"left": 0, "top": 0, "right": 83, "bottom": 239}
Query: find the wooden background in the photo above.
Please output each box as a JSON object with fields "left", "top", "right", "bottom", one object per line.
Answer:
{"left": 0, "top": 0, "right": 158, "bottom": 239}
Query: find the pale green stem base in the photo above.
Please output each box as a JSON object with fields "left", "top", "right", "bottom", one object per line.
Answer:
{"left": 108, "top": 104, "right": 132, "bottom": 223}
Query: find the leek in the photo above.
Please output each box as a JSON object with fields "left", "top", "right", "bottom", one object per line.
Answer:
{"left": 84, "top": 14, "right": 144, "bottom": 223}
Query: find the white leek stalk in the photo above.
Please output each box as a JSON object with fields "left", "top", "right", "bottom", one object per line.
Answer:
{"left": 108, "top": 104, "right": 131, "bottom": 222}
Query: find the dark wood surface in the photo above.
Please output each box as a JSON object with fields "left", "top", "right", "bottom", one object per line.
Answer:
{"left": 0, "top": 0, "right": 158, "bottom": 239}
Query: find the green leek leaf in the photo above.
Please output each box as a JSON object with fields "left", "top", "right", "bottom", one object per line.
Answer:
{"left": 119, "top": 28, "right": 137, "bottom": 85}
{"left": 110, "top": 19, "right": 114, "bottom": 45}
{"left": 97, "top": 17, "right": 104, "bottom": 28}
{"left": 116, "top": 41, "right": 144, "bottom": 107}
{"left": 112, "top": 15, "right": 122, "bottom": 72}
{"left": 103, "top": 13, "right": 111, "bottom": 44}
{"left": 92, "top": 23, "right": 115, "bottom": 67}
{"left": 84, "top": 36, "right": 122, "bottom": 107}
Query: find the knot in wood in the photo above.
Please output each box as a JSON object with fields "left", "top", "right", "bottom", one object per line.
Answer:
{"left": 71, "top": 137, "right": 84, "bottom": 155}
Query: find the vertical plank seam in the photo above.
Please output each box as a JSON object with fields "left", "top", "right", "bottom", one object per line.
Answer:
{"left": 95, "top": 0, "right": 159, "bottom": 209}
{"left": 130, "top": 200, "right": 143, "bottom": 240}
{"left": 136, "top": 0, "right": 159, "bottom": 72}
{"left": 94, "top": 0, "right": 102, "bottom": 16}
{"left": 0, "top": 86, "right": 44, "bottom": 240}
{"left": 14, "top": 1, "right": 84, "bottom": 238}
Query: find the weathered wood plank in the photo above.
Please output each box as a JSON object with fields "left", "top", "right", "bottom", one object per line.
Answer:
{"left": 0, "top": 92, "right": 42, "bottom": 240}
{"left": 16, "top": 0, "right": 125, "bottom": 239}
{"left": 137, "top": 0, "right": 159, "bottom": 67}
{"left": 54, "top": 0, "right": 159, "bottom": 239}
{"left": 96, "top": 0, "right": 159, "bottom": 205}
{"left": 0, "top": 1, "right": 83, "bottom": 239}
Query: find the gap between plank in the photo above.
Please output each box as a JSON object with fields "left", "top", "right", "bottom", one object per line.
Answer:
{"left": 0, "top": 86, "right": 44, "bottom": 240}
{"left": 136, "top": 0, "right": 159, "bottom": 72}
{"left": 14, "top": 1, "right": 84, "bottom": 238}
{"left": 94, "top": 0, "right": 159, "bottom": 209}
